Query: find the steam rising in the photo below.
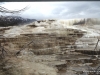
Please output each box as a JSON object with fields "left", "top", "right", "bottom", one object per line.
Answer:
{"left": 3, "top": 18, "right": 100, "bottom": 38}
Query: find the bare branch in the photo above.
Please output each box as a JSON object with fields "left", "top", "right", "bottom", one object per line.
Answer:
{"left": 0, "top": 5, "right": 29, "bottom": 14}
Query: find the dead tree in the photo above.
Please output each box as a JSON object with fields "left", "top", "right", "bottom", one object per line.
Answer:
{"left": 93, "top": 39, "right": 100, "bottom": 57}
{"left": 16, "top": 40, "right": 36, "bottom": 55}
{"left": 16, "top": 39, "right": 41, "bottom": 56}
{"left": 0, "top": 3, "right": 30, "bottom": 58}
{"left": 86, "top": 65, "right": 100, "bottom": 75}
{"left": 94, "top": 39, "right": 100, "bottom": 51}
{"left": 0, "top": 39, "right": 8, "bottom": 58}
{"left": 0, "top": 4, "right": 29, "bottom": 57}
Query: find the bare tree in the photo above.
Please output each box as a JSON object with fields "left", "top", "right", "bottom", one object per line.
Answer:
{"left": 0, "top": 3, "right": 29, "bottom": 58}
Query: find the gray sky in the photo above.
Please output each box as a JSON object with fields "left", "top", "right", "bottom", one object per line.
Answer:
{"left": 1, "top": 1, "right": 100, "bottom": 20}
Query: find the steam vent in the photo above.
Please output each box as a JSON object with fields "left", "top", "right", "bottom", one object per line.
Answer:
{"left": 1, "top": 18, "right": 100, "bottom": 75}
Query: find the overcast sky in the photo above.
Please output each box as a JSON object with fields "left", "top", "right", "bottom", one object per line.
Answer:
{"left": 1, "top": 1, "right": 100, "bottom": 20}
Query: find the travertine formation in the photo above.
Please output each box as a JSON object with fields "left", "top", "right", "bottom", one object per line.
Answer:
{"left": 0, "top": 18, "right": 100, "bottom": 75}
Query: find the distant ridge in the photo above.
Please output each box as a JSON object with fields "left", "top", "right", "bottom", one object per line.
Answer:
{"left": 0, "top": 15, "right": 37, "bottom": 27}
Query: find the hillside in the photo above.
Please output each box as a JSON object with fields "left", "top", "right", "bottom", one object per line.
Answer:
{"left": 0, "top": 15, "right": 37, "bottom": 27}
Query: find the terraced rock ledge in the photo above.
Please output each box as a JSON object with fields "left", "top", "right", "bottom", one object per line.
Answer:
{"left": 0, "top": 18, "right": 100, "bottom": 75}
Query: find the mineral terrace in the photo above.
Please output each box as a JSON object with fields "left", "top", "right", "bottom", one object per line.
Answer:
{"left": 0, "top": 18, "right": 100, "bottom": 75}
